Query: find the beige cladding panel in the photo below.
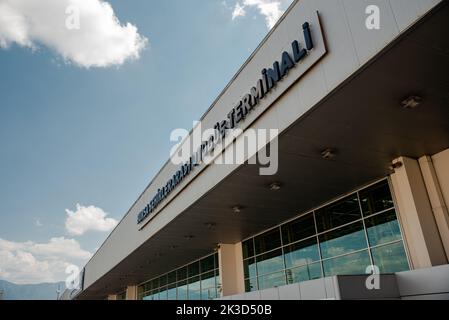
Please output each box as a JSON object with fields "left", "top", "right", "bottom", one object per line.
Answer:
{"left": 432, "top": 149, "right": 449, "bottom": 211}
{"left": 390, "top": 157, "right": 447, "bottom": 269}
{"left": 218, "top": 243, "right": 245, "bottom": 297}
{"left": 125, "top": 285, "right": 137, "bottom": 300}
{"left": 429, "top": 150, "right": 449, "bottom": 257}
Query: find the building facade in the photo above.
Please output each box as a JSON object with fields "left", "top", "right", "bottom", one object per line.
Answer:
{"left": 73, "top": 0, "right": 449, "bottom": 300}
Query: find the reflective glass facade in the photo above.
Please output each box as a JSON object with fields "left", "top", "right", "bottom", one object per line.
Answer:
{"left": 137, "top": 253, "right": 220, "bottom": 300}
{"left": 116, "top": 291, "right": 126, "bottom": 300}
{"left": 242, "top": 180, "right": 409, "bottom": 292}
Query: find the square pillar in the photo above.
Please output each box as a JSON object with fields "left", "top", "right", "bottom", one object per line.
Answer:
{"left": 218, "top": 243, "right": 245, "bottom": 297}
{"left": 419, "top": 155, "right": 449, "bottom": 260}
{"left": 126, "top": 285, "right": 137, "bottom": 300}
{"left": 390, "top": 156, "right": 447, "bottom": 269}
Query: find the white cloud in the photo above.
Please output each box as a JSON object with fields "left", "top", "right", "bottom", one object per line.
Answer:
{"left": 65, "top": 204, "right": 118, "bottom": 236}
{"left": 31, "top": 237, "right": 92, "bottom": 260}
{"left": 35, "top": 219, "right": 43, "bottom": 227}
{"left": 232, "top": 3, "right": 246, "bottom": 20}
{"left": 231, "top": 0, "right": 293, "bottom": 29}
{"left": 0, "top": 0, "right": 148, "bottom": 68}
{"left": 0, "top": 237, "right": 92, "bottom": 284}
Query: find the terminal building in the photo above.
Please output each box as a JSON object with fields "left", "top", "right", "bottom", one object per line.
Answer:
{"left": 72, "top": 0, "right": 449, "bottom": 300}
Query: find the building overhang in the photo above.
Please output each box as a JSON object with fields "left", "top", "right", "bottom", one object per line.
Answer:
{"left": 77, "top": 2, "right": 449, "bottom": 300}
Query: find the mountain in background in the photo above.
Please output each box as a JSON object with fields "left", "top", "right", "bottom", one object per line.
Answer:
{"left": 0, "top": 279, "right": 65, "bottom": 300}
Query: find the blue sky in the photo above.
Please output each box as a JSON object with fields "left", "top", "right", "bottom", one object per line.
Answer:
{"left": 0, "top": 0, "right": 292, "bottom": 283}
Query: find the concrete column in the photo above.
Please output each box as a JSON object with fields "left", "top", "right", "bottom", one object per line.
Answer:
{"left": 107, "top": 294, "right": 117, "bottom": 300}
{"left": 218, "top": 243, "right": 245, "bottom": 297}
{"left": 390, "top": 156, "right": 447, "bottom": 269}
{"left": 419, "top": 156, "right": 449, "bottom": 261}
{"left": 125, "top": 285, "right": 137, "bottom": 300}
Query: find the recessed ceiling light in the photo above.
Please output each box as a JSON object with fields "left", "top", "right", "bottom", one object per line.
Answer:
{"left": 321, "top": 148, "right": 336, "bottom": 160}
{"left": 269, "top": 182, "right": 282, "bottom": 191}
{"left": 204, "top": 222, "right": 216, "bottom": 229}
{"left": 401, "top": 95, "right": 422, "bottom": 109}
{"left": 232, "top": 205, "right": 243, "bottom": 214}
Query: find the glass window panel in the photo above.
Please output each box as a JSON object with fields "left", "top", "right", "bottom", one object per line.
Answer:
{"left": 188, "top": 261, "right": 200, "bottom": 278}
{"left": 214, "top": 253, "right": 219, "bottom": 269}
{"left": 201, "top": 271, "right": 215, "bottom": 289}
{"left": 245, "top": 278, "right": 258, "bottom": 292}
{"left": 177, "top": 266, "right": 187, "bottom": 281}
{"left": 286, "top": 262, "right": 322, "bottom": 284}
{"left": 159, "top": 288, "right": 168, "bottom": 300}
{"left": 254, "top": 228, "right": 282, "bottom": 255}
{"left": 359, "top": 180, "right": 394, "bottom": 217}
{"left": 315, "top": 194, "right": 361, "bottom": 232}
{"left": 177, "top": 281, "right": 188, "bottom": 300}
{"left": 365, "top": 209, "right": 402, "bottom": 247}
{"left": 372, "top": 241, "right": 409, "bottom": 273}
{"left": 189, "top": 290, "right": 201, "bottom": 300}
{"left": 138, "top": 253, "right": 222, "bottom": 299}
{"left": 258, "top": 271, "right": 286, "bottom": 290}
{"left": 319, "top": 222, "right": 368, "bottom": 259}
{"left": 281, "top": 213, "right": 316, "bottom": 245}
{"left": 116, "top": 291, "right": 126, "bottom": 300}
{"left": 159, "top": 274, "right": 167, "bottom": 287}
{"left": 188, "top": 276, "right": 200, "bottom": 290}
{"left": 201, "top": 288, "right": 217, "bottom": 300}
{"left": 242, "top": 239, "right": 255, "bottom": 259}
{"left": 188, "top": 276, "right": 202, "bottom": 300}
{"left": 167, "top": 285, "right": 177, "bottom": 300}
{"left": 151, "top": 278, "right": 159, "bottom": 290}
{"left": 167, "top": 271, "right": 177, "bottom": 284}
{"left": 138, "top": 285, "right": 144, "bottom": 296}
{"left": 215, "top": 275, "right": 221, "bottom": 293}
{"left": 256, "top": 248, "right": 284, "bottom": 275}
{"left": 243, "top": 258, "right": 257, "bottom": 279}
{"left": 284, "top": 237, "right": 320, "bottom": 268}
{"left": 200, "top": 255, "right": 215, "bottom": 273}
{"left": 323, "top": 250, "right": 371, "bottom": 277}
